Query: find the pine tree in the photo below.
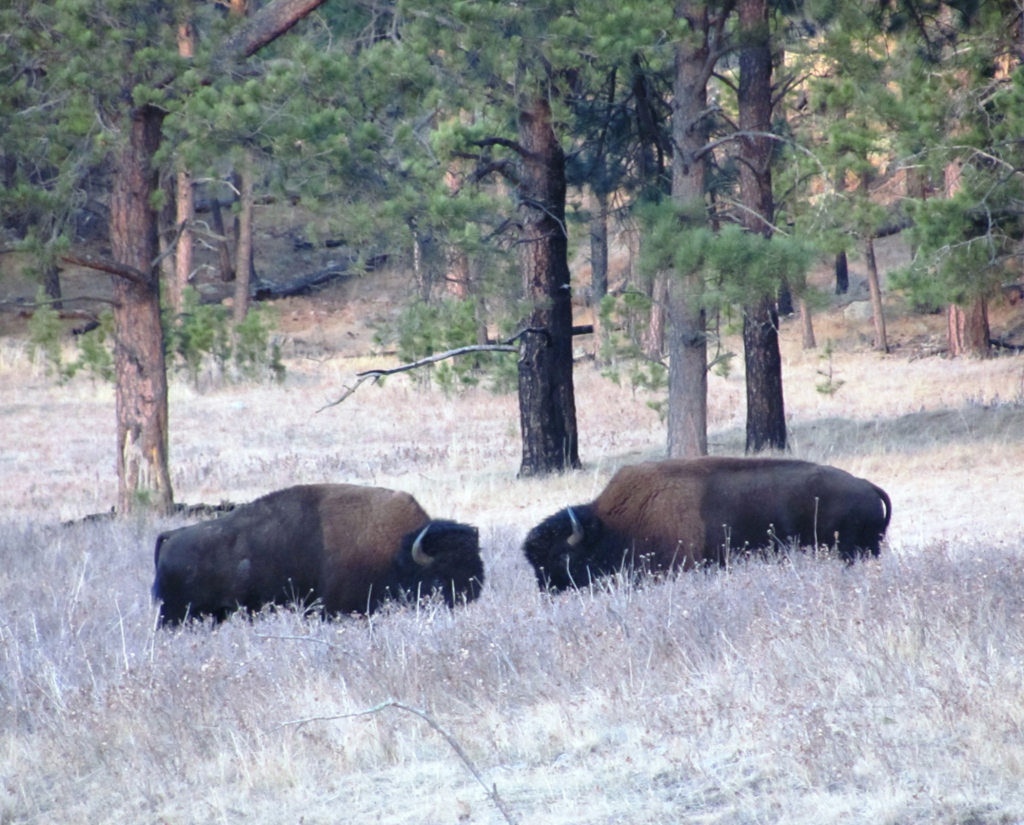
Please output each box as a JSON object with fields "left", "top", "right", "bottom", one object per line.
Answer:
{"left": 7, "top": 0, "right": 330, "bottom": 515}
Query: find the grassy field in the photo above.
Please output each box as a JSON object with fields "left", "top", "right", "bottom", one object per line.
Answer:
{"left": 2, "top": 290, "right": 1024, "bottom": 824}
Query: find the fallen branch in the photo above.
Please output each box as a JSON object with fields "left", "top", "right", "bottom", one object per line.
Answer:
{"left": 252, "top": 254, "right": 387, "bottom": 300}
{"left": 268, "top": 698, "right": 518, "bottom": 825}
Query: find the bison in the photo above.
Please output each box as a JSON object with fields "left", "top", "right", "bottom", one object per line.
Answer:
{"left": 153, "top": 483, "right": 484, "bottom": 625}
{"left": 523, "top": 457, "right": 892, "bottom": 591}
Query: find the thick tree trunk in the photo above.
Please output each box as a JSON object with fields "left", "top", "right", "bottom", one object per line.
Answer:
{"left": 743, "top": 294, "right": 785, "bottom": 450}
{"left": 738, "top": 0, "right": 785, "bottom": 453}
{"left": 110, "top": 105, "right": 174, "bottom": 516}
{"left": 516, "top": 94, "right": 581, "bottom": 477}
{"left": 947, "top": 298, "right": 990, "bottom": 357}
{"left": 941, "top": 159, "right": 989, "bottom": 358}
{"left": 666, "top": 1, "right": 714, "bottom": 459}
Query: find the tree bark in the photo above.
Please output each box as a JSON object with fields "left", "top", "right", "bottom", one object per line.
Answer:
{"left": 864, "top": 233, "right": 888, "bottom": 353}
{"left": 110, "top": 105, "right": 174, "bottom": 515}
{"left": 170, "top": 169, "right": 194, "bottom": 314}
{"left": 738, "top": 0, "right": 785, "bottom": 454}
{"left": 168, "top": 16, "right": 196, "bottom": 317}
{"left": 947, "top": 298, "right": 990, "bottom": 358}
{"left": 224, "top": 0, "right": 329, "bottom": 60}
{"left": 645, "top": 272, "right": 668, "bottom": 360}
{"left": 799, "top": 297, "right": 816, "bottom": 349}
{"left": 516, "top": 94, "right": 581, "bottom": 477}
{"left": 667, "top": 0, "right": 718, "bottom": 459}
{"left": 210, "top": 188, "right": 236, "bottom": 282}
{"left": 941, "top": 158, "right": 990, "bottom": 358}
{"left": 589, "top": 188, "right": 609, "bottom": 304}
{"left": 233, "top": 158, "right": 255, "bottom": 324}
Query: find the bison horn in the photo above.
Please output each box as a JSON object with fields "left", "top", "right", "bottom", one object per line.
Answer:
{"left": 411, "top": 524, "right": 433, "bottom": 567}
{"left": 566, "top": 507, "right": 584, "bottom": 547}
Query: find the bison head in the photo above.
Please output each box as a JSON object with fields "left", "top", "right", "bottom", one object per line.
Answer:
{"left": 385, "top": 520, "right": 485, "bottom": 608}
{"left": 522, "top": 505, "right": 632, "bottom": 592}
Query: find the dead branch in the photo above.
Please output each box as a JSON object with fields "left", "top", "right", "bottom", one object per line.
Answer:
{"left": 359, "top": 343, "right": 518, "bottom": 377}
{"left": 60, "top": 253, "right": 149, "bottom": 286}
{"left": 315, "top": 373, "right": 379, "bottom": 412}
{"left": 267, "top": 698, "right": 518, "bottom": 825}
{"left": 317, "top": 329, "right": 551, "bottom": 412}
{"left": 0, "top": 295, "right": 119, "bottom": 312}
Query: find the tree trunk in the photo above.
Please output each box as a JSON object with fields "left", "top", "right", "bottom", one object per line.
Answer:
{"left": 589, "top": 188, "right": 609, "bottom": 304}
{"left": 110, "top": 105, "right": 174, "bottom": 515}
{"left": 169, "top": 17, "right": 196, "bottom": 317}
{"left": 97, "top": 0, "right": 328, "bottom": 516}
{"left": 516, "top": 94, "right": 581, "bottom": 477}
{"left": 666, "top": 1, "right": 714, "bottom": 459}
{"left": 738, "top": 0, "right": 785, "bottom": 453}
{"left": 941, "top": 158, "right": 989, "bottom": 357}
{"left": 947, "top": 298, "right": 990, "bottom": 357}
{"left": 43, "top": 262, "right": 62, "bottom": 310}
{"left": 864, "top": 234, "right": 888, "bottom": 353}
{"left": 210, "top": 189, "right": 236, "bottom": 282}
{"left": 171, "top": 169, "right": 194, "bottom": 314}
{"left": 835, "top": 250, "right": 849, "bottom": 294}
{"left": 233, "top": 159, "right": 255, "bottom": 325}
{"left": 645, "top": 272, "right": 668, "bottom": 360}
{"left": 799, "top": 297, "right": 816, "bottom": 349}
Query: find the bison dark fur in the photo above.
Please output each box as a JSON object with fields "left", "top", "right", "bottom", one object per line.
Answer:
{"left": 153, "top": 484, "right": 484, "bottom": 625}
{"left": 523, "top": 457, "right": 892, "bottom": 591}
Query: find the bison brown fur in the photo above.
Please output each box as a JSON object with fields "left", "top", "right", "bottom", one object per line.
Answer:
{"left": 153, "top": 484, "right": 484, "bottom": 625}
{"left": 523, "top": 457, "right": 892, "bottom": 591}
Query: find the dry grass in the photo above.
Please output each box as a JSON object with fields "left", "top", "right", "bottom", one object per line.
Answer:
{"left": 3, "top": 299, "right": 1024, "bottom": 824}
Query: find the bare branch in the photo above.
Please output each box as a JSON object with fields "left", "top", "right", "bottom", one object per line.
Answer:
{"left": 267, "top": 698, "right": 519, "bottom": 825}
{"left": 60, "top": 253, "right": 149, "bottom": 286}
{"left": 0, "top": 295, "right": 119, "bottom": 312}
{"left": 151, "top": 220, "right": 188, "bottom": 272}
{"left": 357, "top": 344, "right": 518, "bottom": 378}
{"left": 315, "top": 373, "right": 380, "bottom": 413}
{"left": 317, "top": 328, "right": 551, "bottom": 411}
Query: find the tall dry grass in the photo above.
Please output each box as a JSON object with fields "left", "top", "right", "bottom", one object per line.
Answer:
{"left": 2, "top": 306, "right": 1024, "bottom": 824}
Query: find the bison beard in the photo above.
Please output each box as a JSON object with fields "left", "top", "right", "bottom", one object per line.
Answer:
{"left": 152, "top": 484, "right": 484, "bottom": 625}
{"left": 523, "top": 457, "right": 892, "bottom": 592}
